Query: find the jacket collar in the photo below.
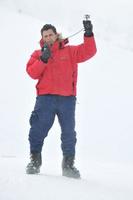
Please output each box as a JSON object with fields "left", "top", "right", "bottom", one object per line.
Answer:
{"left": 39, "top": 38, "right": 69, "bottom": 51}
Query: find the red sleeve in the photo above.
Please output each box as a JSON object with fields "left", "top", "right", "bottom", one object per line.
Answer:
{"left": 69, "top": 36, "right": 97, "bottom": 64}
{"left": 26, "top": 50, "right": 46, "bottom": 79}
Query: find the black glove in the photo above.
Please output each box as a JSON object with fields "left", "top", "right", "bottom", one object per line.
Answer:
{"left": 83, "top": 20, "right": 93, "bottom": 37}
{"left": 40, "top": 43, "right": 51, "bottom": 63}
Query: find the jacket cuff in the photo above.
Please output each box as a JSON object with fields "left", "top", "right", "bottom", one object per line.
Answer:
{"left": 84, "top": 32, "right": 94, "bottom": 37}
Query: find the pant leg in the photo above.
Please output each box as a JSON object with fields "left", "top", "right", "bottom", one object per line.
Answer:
{"left": 29, "top": 95, "right": 56, "bottom": 153}
{"left": 57, "top": 96, "right": 77, "bottom": 156}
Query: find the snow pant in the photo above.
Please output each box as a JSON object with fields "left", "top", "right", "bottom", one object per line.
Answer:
{"left": 28, "top": 95, "right": 77, "bottom": 156}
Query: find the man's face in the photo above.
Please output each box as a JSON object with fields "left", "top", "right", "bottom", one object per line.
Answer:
{"left": 42, "top": 29, "right": 58, "bottom": 45}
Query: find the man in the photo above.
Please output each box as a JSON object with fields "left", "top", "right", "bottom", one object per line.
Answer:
{"left": 26, "top": 19, "right": 96, "bottom": 178}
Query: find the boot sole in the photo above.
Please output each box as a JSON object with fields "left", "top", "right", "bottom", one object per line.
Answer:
{"left": 26, "top": 168, "right": 40, "bottom": 174}
{"left": 62, "top": 171, "right": 81, "bottom": 179}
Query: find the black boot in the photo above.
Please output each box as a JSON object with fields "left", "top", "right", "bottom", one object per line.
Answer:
{"left": 62, "top": 155, "right": 80, "bottom": 179}
{"left": 26, "top": 153, "right": 42, "bottom": 174}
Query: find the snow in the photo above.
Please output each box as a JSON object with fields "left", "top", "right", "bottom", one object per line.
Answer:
{"left": 0, "top": 1, "right": 133, "bottom": 200}
{"left": 0, "top": 157, "right": 133, "bottom": 200}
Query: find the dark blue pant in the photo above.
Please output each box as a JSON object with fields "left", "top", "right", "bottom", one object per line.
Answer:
{"left": 28, "top": 95, "right": 77, "bottom": 156}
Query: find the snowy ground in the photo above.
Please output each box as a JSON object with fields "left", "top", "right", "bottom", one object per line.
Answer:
{"left": 0, "top": 156, "right": 133, "bottom": 200}
{"left": 0, "top": 1, "right": 133, "bottom": 200}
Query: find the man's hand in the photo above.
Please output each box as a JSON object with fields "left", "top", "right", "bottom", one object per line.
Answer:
{"left": 83, "top": 20, "right": 93, "bottom": 37}
{"left": 40, "top": 43, "right": 51, "bottom": 63}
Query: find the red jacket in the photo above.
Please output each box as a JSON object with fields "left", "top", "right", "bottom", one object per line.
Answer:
{"left": 26, "top": 36, "right": 97, "bottom": 96}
